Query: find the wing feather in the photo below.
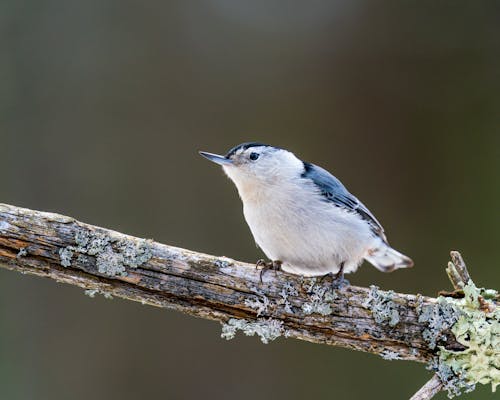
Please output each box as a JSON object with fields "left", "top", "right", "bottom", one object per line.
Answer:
{"left": 301, "top": 162, "right": 387, "bottom": 242}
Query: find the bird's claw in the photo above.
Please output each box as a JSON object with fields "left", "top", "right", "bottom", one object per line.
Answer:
{"left": 332, "top": 262, "right": 349, "bottom": 289}
{"left": 332, "top": 275, "right": 350, "bottom": 289}
{"left": 256, "top": 259, "right": 282, "bottom": 283}
{"left": 320, "top": 262, "right": 349, "bottom": 289}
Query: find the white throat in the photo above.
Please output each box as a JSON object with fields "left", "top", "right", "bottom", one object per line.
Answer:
{"left": 223, "top": 166, "right": 268, "bottom": 203}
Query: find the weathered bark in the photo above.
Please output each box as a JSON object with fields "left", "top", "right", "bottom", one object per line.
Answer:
{"left": 0, "top": 203, "right": 437, "bottom": 362}
{"left": 10, "top": 203, "right": 500, "bottom": 399}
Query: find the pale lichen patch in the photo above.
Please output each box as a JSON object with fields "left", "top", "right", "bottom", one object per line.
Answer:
{"left": 245, "top": 282, "right": 302, "bottom": 316}
{"left": 214, "top": 258, "right": 231, "bottom": 269}
{"left": 427, "top": 358, "right": 475, "bottom": 398}
{"left": 420, "top": 281, "right": 499, "bottom": 397}
{"left": 117, "top": 239, "right": 153, "bottom": 268}
{"left": 435, "top": 282, "right": 499, "bottom": 396}
{"left": 381, "top": 350, "right": 401, "bottom": 360}
{"left": 59, "top": 247, "right": 74, "bottom": 267}
{"left": 84, "top": 289, "right": 113, "bottom": 299}
{"left": 78, "top": 231, "right": 110, "bottom": 256}
{"left": 363, "top": 285, "right": 401, "bottom": 327}
{"left": 301, "top": 278, "right": 338, "bottom": 316}
{"left": 244, "top": 287, "right": 270, "bottom": 317}
{"left": 17, "top": 247, "right": 27, "bottom": 258}
{"left": 221, "top": 318, "right": 284, "bottom": 344}
{"left": 278, "top": 281, "right": 299, "bottom": 314}
{"left": 96, "top": 247, "right": 126, "bottom": 276}
{"left": 59, "top": 228, "right": 153, "bottom": 277}
{"left": 416, "top": 296, "right": 460, "bottom": 350}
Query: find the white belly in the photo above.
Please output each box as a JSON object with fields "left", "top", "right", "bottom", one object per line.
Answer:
{"left": 242, "top": 187, "right": 374, "bottom": 276}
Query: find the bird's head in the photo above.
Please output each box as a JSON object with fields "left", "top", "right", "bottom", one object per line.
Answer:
{"left": 199, "top": 142, "right": 304, "bottom": 192}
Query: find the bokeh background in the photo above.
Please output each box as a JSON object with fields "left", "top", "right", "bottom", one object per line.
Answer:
{"left": 1, "top": 1, "right": 498, "bottom": 399}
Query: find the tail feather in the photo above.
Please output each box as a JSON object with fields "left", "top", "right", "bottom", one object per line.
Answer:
{"left": 365, "top": 244, "right": 414, "bottom": 272}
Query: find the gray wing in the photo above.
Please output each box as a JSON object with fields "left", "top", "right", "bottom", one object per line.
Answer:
{"left": 302, "top": 162, "right": 387, "bottom": 242}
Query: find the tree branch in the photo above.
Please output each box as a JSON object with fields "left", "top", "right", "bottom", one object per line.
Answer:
{"left": 0, "top": 203, "right": 497, "bottom": 399}
{"left": 410, "top": 375, "right": 443, "bottom": 400}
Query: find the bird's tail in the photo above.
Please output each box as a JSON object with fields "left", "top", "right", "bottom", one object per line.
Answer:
{"left": 365, "top": 242, "right": 414, "bottom": 272}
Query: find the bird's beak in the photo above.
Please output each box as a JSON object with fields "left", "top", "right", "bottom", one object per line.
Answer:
{"left": 199, "top": 151, "right": 233, "bottom": 166}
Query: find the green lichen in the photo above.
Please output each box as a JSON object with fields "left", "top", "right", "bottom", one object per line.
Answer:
{"left": 363, "top": 285, "right": 401, "bottom": 327}
{"left": 221, "top": 318, "right": 284, "bottom": 344}
{"left": 59, "top": 228, "right": 153, "bottom": 277}
{"left": 429, "top": 282, "right": 499, "bottom": 397}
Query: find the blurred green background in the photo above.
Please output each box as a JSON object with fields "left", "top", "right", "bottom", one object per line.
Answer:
{"left": 0, "top": 1, "right": 498, "bottom": 399}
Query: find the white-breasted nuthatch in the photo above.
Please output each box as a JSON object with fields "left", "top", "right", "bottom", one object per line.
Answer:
{"left": 200, "top": 143, "right": 413, "bottom": 280}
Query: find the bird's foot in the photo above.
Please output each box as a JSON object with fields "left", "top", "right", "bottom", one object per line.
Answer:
{"left": 319, "top": 272, "right": 335, "bottom": 285}
{"left": 333, "top": 262, "right": 350, "bottom": 289}
{"left": 256, "top": 259, "right": 282, "bottom": 283}
{"left": 321, "top": 262, "right": 349, "bottom": 289}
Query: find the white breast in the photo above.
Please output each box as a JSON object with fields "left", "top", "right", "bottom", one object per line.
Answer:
{"left": 239, "top": 178, "right": 374, "bottom": 276}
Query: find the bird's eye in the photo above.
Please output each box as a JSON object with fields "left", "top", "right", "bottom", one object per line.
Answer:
{"left": 249, "top": 152, "right": 260, "bottom": 161}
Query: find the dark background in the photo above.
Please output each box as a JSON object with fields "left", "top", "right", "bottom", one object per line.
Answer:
{"left": 1, "top": 1, "right": 498, "bottom": 399}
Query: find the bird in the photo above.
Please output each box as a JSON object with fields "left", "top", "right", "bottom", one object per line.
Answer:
{"left": 199, "top": 142, "right": 413, "bottom": 283}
